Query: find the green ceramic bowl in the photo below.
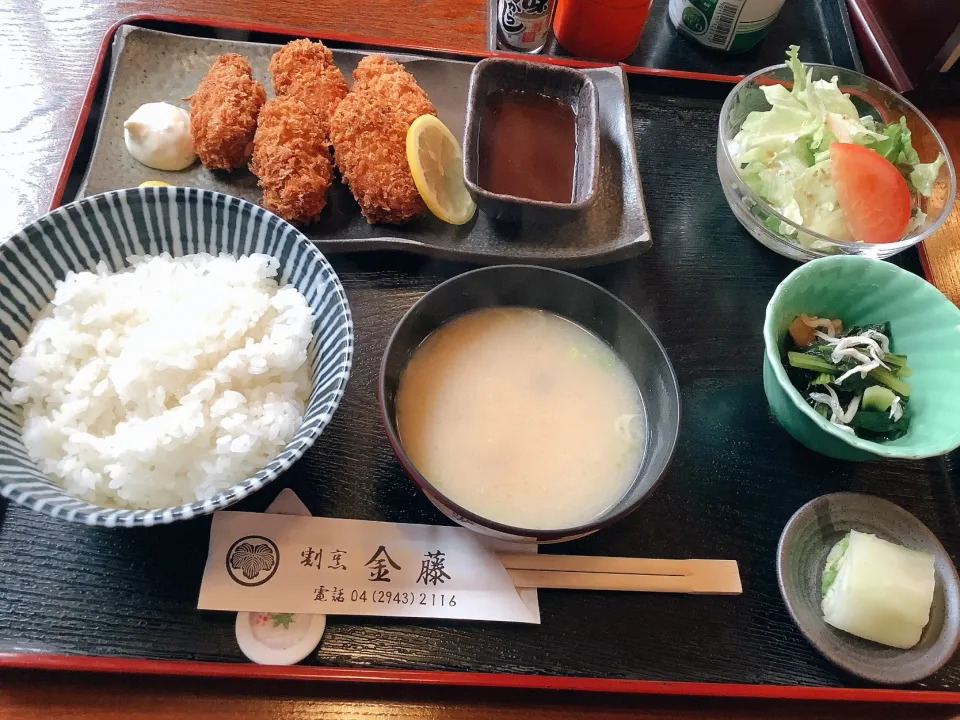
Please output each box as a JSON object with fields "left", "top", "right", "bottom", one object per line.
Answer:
{"left": 764, "top": 256, "right": 960, "bottom": 461}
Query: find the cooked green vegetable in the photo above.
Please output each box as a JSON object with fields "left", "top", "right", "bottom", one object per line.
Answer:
{"left": 851, "top": 409, "right": 905, "bottom": 435}
{"left": 787, "top": 351, "right": 836, "bottom": 374}
{"left": 883, "top": 352, "right": 908, "bottom": 368}
{"left": 784, "top": 315, "right": 910, "bottom": 441}
{"left": 862, "top": 386, "right": 895, "bottom": 412}
{"left": 868, "top": 366, "right": 912, "bottom": 398}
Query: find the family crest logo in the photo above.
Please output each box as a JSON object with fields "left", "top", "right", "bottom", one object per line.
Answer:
{"left": 226, "top": 535, "right": 280, "bottom": 587}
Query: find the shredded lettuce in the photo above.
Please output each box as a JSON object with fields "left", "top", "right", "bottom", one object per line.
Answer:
{"left": 905, "top": 206, "right": 928, "bottom": 234}
{"left": 792, "top": 160, "right": 853, "bottom": 241}
{"left": 910, "top": 155, "right": 946, "bottom": 197}
{"left": 732, "top": 46, "right": 947, "bottom": 243}
{"left": 895, "top": 119, "right": 920, "bottom": 166}
{"left": 864, "top": 117, "right": 908, "bottom": 163}
{"left": 785, "top": 45, "right": 806, "bottom": 95}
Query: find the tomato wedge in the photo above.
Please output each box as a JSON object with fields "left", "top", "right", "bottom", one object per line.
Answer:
{"left": 831, "top": 142, "right": 911, "bottom": 244}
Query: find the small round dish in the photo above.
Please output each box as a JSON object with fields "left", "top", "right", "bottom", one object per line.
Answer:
{"left": 235, "top": 611, "right": 326, "bottom": 666}
{"left": 763, "top": 255, "right": 960, "bottom": 461}
{"left": 777, "top": 492, "right": 960, "bottom": 685}
{"left": 717, "top": 62, "right": 956, "bottom": 262}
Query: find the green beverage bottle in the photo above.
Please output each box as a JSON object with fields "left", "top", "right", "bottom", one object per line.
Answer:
{"left": 669, "top": 0, "right": 787, "bottom": 53}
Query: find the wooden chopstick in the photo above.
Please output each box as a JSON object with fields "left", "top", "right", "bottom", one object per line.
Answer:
{"left": 498, "top": 554, "right": 742, "bottom": 595}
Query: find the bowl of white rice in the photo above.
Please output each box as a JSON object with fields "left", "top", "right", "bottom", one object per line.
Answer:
{"left": 0, "top": 187, "right": 353, "bottom": 527}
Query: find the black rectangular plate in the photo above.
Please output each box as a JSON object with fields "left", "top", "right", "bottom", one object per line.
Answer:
{"left": 3, "top": 17, "right": 959, "bottom": 698}
{"left": 76, "top": 25, "right": 650, "bottom": 268}
{"left": 531, "top": 0, "right": 862, "bottom": 77}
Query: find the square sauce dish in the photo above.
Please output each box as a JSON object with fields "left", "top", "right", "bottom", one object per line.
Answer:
{"left": 463, "top": 57, "right": 600, "bottom": 223}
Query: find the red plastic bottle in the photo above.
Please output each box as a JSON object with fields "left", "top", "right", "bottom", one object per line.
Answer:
{"left": 552, "top": 0, "right": 652, "bottom": 62}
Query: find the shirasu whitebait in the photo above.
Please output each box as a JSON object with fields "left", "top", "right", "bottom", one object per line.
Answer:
{"left": 809, "top": 385, "right": 861, "bottom": 433}
{"left": 889, "top": 395, "right": 903, "bottom": 422}
{"left": 815, "top": 330, "right": 892, "bottom": 384}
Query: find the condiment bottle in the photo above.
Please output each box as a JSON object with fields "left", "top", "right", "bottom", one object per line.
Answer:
{"left": 497, "top": 0, "right": 557, "bottom": 53}
{"left": 552, "top": 0, "right": 652, "bottom": 62}
{"left": 668, "top": 0, "right": 787, "bottom": 53}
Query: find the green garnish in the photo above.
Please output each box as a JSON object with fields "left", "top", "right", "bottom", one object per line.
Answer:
{"left": 571, "top": 344, "right": 615, "bottom": 370}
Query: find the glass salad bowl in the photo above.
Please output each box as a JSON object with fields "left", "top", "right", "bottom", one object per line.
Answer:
{"left": 717, "top": 61, "right": 956, "bottom": 262}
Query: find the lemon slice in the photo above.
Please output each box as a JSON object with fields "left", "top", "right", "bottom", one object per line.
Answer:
{"left": 406, "top": 115, "right": 476, "bottom": 225}
{"left": 139, "top": 180, "right": 172, "bottom": 187}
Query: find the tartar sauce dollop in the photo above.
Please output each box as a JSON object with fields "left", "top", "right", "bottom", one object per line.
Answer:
{"left": 123, "top": 102, "right": 196, "bottom": 171}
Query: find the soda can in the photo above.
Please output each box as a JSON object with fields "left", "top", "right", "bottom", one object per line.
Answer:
{"left": 497, "top": 0, "right": 556, "bottom": 53}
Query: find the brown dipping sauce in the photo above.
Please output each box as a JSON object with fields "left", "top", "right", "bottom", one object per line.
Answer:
{"left": 477, "top": 91, "right": 576, "bottom": 203}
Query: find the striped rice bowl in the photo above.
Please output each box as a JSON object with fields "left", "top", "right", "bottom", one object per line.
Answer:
{"left": 0, "top": 187, "right": 353, "bottom": 527}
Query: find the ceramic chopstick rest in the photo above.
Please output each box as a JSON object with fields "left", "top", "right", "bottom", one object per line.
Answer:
{"left": 234, "top": 489, "right": 327, "bottom": 665}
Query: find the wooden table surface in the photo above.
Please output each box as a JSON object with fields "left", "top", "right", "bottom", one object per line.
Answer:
{"left": 0, "top": 0, "right": 488, "bottom": 244}
{"left": 3, "top": 0, "right": 960, "bottom": 717}
{"left": 917, "top": 107, "right": 960, "bottom": 306}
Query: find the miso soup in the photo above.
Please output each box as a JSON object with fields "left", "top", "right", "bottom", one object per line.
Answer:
{"left": 395, "top": 307, "right": 645, "bottom": 530}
